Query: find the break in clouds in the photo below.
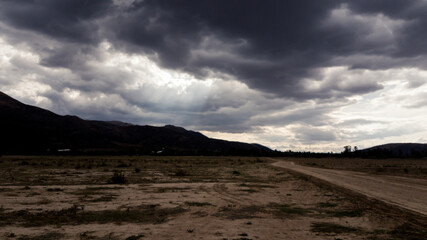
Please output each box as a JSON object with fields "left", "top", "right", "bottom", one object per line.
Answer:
{"left": 1, "top": 0, "right": 427, "bottom": 152}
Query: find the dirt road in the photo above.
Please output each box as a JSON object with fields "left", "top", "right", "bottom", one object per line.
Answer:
{"left": 272, "top": 160, "right": 427, "bottom": 216}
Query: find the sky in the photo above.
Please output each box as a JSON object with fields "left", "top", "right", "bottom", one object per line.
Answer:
{"left": 1, "top": 0, "right": 427, "bottom": 152}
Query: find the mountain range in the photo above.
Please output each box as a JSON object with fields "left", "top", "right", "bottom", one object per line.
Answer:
{"left": 0, "top": 91, "right": 272, "bottom": 155}
{"left": 361, "top": 143, "right": 427, "bottom": 158}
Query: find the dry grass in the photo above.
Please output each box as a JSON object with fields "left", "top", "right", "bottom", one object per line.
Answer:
{"left": 0, "top": 155, "right": 425, "bottom": 239}
{"left": 311, "top": 222, "right": 360, "bottom": 234}
{"left": 0, "top": 204, "right": 186, "bottom": 227}
{"left": 291, "top": 157, "right": 427, "bottom": 178}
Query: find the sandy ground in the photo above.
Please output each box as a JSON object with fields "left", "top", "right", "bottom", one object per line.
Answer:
{"left": 0, "top": 182, "right": 367, "bottom": 240}
{"left": 0, "top": 156, "right": 425, "bottom": 239}
{"left": 272, "top": 159, "right": 427, "bottom": 216}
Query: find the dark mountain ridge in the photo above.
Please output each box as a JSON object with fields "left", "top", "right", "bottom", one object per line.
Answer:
{"left": 0, "top": 91, "right": 271, "bottom": 155}
{"left": 361, "top": 143, "right": 427, "bottom": 158}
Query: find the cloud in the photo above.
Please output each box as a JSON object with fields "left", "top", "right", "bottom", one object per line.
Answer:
{"left": 0, "top": 0, "right": 111, "bottom": 43}
{"left": 337, "top": 118, "right": 385, "bottom": 127}
{"left": 292, "top": 125, "right": 339, "bottom": 143}
{"left": 403, "top": 92, "right": 427, "bottom": 109}
{"left": 249, "top": 104, "right": 335, "bottom": 127}
{"left": 345, "top": 124, "right": 420, "bottom": 142}
{"left": 1, "top": 0, "right": 427, "bottom": 151}
{"left": 1, "top": 0, "right": 408, "bottom": 100}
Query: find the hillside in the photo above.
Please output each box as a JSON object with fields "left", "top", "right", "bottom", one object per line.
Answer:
{"left": 361, "top": 143, "right": 427, "bottom": 158}
{"left": 0, "top": 91, "right": 271, "bottom": 155}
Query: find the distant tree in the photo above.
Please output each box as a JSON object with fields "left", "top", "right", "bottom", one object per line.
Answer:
{"left": 353, "top": 146, "right": 358, "bottom": 152}
{"left": 343, "top": 145, "right": 352, "bottom": 154}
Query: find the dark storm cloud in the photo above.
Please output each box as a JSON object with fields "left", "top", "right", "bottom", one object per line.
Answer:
{"left": 108, "top": 0, "right": 342, "bottom": 97}
{"left": 346, "top": 0, "right": 427, "bottom": 58}
{"left": 109, "top": 0, "right": 425, "bottom": 98}
{"left": 0, "top": 0, "right": 112, "bottom": 43}
{"left": 0, "top": 0, "right": 114, "bottom": 75}
{"left": 3, "top": 0, "right": 426, "bottom": 100}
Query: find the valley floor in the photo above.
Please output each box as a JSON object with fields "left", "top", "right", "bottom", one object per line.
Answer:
{"left": 0, "top": 156, "right": 425, "bottom": 239}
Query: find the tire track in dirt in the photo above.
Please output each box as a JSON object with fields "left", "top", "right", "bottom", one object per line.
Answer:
{"left": 211, "top": 183, "right": 256, "bottom": 206}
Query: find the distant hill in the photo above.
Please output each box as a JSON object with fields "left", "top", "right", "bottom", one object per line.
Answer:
{"left": 0, "top": 91, "right": 272, "bottom": 155}
{"left": 361, "top": 143, "right": 427, "bottom": 158}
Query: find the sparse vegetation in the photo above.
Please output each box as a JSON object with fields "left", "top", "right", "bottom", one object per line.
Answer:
{"left": 125, "top": 234, "right": 145, "bottom": 240}
{"left": 269, "top": 203, "right": 310, "bottom": 216}
{"left": 316, "top": 202, "right": 338, "bottom": 208}
{"left": 117, "top": 163, "right": 130, "bottom": 168}
{"left": 185, "top": 201, "right": 213, "bottom": 207}
{"left": 17, "top": 232, "right": 65, "bottom": 240}
{"left": 109, "top": 171, "right": 126, "bottom": 184}
{"left": 215, "top": 205, "right": 264, "bottom": 220}
{"left": 20, "top": 161, "right": 30, "bottom": 166}
{"left": 293, "top": 157, "right": 427, "bottom": 178}
{"left": 0, "top": 155, "right": 425, "bottom": 239}
{"left": 328, "top": 209, "right": 364, "bottom": 217}
{"left": 174, "top": 169, "right": 189, "bottom": 177}
{"left": 0, "top": 205, "right": 186, "bottom": 227}
{"left": 239, "top": 183, "right": 276, "bottom": 188}
{"left": 88, "top": 194, "right": 118, "bottom": 202}
{"left": 389, "top": 224, "right": 427, "bottom": 240}
{"left": 310, "top": 222, "right": 360, "bottom": 234}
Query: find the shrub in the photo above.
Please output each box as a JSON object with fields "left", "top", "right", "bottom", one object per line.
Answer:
{"left": 311, "top": 222, "right": 359, "bottom": 234}
{"left": 109, "top": 171, "right": 126, "bottom": 184}
{"left": 175, "top": 169, "right": 188, "bottom": 176}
